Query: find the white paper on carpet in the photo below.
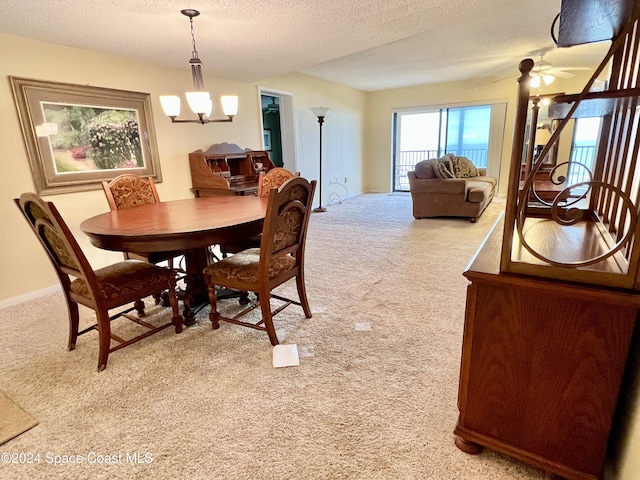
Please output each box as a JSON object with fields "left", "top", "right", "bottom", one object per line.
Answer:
{"left": 272, "top": 344, "right": 300, "bottom": 367}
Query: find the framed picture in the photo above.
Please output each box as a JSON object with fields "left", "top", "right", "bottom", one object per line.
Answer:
{"left": 10, "top": 77, "right": 162, "bottom": 195}
{"left": 263, "top": 129, "right": 272, "bottom": 151}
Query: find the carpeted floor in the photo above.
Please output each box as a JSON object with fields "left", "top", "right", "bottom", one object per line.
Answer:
{"left": 0, "top": 193, "right": 552, "bottom": 479}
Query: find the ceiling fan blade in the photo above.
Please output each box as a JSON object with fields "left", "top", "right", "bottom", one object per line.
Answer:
{"left": 554, "top": 66, "right": 591, "bottom": 71}
{"left": 549, "top": 69, "right": 576, "bottom": 79}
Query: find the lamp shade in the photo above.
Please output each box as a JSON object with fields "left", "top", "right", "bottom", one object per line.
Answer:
{"left": 221, "top": 95, "right": 239, "bottom": 116}
{"left": 186, "top": 91, "right": 212, "bottom": 115}
{"left": 160, "top": 95, "right": 181, "bottom": 117}
{"left": 311, "top": 106, "right": 330, "bottom": 118}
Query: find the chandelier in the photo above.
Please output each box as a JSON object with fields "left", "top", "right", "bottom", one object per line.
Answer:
{"left": 160, "top": 9, "right": 238, "bottom": 124}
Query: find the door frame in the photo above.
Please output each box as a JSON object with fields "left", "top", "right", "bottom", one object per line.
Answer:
{"left": 257, "top": 87, "right": 297, "bottom": 172}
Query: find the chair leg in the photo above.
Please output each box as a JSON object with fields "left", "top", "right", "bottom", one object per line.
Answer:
{"left": 167, "top": 278, "right": 184, "bottom": 334}
{"left": 95, "top": 310, "right": 112, "bottom": 372}
{"left": 207, "top": 284, "right": 221, "bottom": 329}
{"left": 296, "top": 273, "right": 312, "bottom": 319}
{"left": 67, "top": 298, "right": 80, "bottom": 351}
{"left": 259, "top": 289, "right": 279, "bottom": 346}
{"left": 134, "top": 299, "right": 146, "bottom": 317}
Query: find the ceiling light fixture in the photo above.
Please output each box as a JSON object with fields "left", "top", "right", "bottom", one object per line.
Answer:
{"left": 530, "top": 73, "right": 555, "bottom": 89}
{"left": 160, "top": 9, "right": 238, "bottom": 124}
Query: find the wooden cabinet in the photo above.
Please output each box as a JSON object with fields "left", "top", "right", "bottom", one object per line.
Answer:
{"left": 454, "top": 217, "right": 639, "bottom": 479}
{"left": 455, "top": 2, "right": 640, "bottom": 479}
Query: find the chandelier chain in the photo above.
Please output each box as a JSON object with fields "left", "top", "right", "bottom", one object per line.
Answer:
{"left": 190, "top": 17, "right": 198, "bottom": 59}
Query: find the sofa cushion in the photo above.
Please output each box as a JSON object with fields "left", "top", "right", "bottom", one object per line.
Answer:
{"left": 467, "top": 179, "right": 495, "bottom": 203}
{"left": 414, "top": 159, "right": 436, "bottom": 179}
{"left": 475, "top": 175, "right": 498, "bottom": 187}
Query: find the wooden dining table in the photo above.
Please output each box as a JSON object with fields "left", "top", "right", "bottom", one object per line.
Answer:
{"left": 80, "top": 196, "right": 269, "bottom": 324}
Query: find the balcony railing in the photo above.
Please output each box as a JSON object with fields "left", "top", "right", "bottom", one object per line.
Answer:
{"left": 567, "top": 145, "right": 596, "bottom": 185}
{"left": 394, "top": 148, "right": 488, "bottom": 191}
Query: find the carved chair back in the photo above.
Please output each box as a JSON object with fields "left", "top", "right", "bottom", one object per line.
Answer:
{"left": 257, "top": 168, "right": 300, "bottom": 196}
{"left": 102, "top": 174, "right": 161, "bottom": 211}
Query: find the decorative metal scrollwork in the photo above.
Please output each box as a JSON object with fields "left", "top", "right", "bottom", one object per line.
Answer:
{"left": 530, "top": 161, "right": 593, "bottom": 208}
{"left": 517, "top": 178, "right": 638, "bottom": 267}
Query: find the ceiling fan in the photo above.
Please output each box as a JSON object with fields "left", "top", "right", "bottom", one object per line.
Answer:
{"left": 263, "top": 97, "right": 280, "bottom": 114}
{"left": 530, "top": 54, "right": 590, "bottom": 87}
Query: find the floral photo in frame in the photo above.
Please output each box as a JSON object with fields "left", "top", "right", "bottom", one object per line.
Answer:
{"left": 10, "top": 77, "right": 162, "bottom": 195}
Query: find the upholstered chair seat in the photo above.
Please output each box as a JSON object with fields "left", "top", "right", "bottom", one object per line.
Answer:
{"left": 204, "top": 248, "right": 297, "bottom": 284}
{"left": 69, "top": 261, "right": 175, "bottom": 301}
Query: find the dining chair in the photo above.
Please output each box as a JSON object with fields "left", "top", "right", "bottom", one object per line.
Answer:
{"left": 203, "top": 176, "right": 317, "bottom": 345}
{"left": 102, "top": 174, "right": 186, "bottom": 304}
{"left": 15, "top": 192, "right": 184, "bottom": 371}
{"left": 102, "top": 174, "right": 184, "bottom": 268}
{"left": 220, "top": 168, "right": 301, "bottom": 258}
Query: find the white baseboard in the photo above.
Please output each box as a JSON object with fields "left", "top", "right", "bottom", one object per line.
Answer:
{"left": 0, "top": 285, "right": 61, "bottom": 310}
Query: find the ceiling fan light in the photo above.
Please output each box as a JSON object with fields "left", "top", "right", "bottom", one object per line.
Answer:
{"left": 530, "top": 75, "right": 541, "bottom": 88}
{"left": 543, "top": 74, "right": 555, "bottom": 86}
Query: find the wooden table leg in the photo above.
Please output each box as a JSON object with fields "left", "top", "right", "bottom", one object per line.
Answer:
{"left": 181, "top": 247, "right": 210, "bottom": 325}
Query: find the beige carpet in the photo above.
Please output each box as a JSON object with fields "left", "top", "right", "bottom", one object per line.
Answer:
{"left": 0, "top": 391, "right": 38, "bottom": 446}
{"left": 0, "top": 193, "right": 553, "bottom": 480}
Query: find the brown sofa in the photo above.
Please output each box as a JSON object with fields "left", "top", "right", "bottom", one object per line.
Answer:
{"left": 408, "top": 156, "right": 497, "bottom": 222}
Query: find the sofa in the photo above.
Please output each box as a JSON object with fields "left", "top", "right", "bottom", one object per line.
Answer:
{"left": 407, "top": 154, "right": 497, "bottom": 222}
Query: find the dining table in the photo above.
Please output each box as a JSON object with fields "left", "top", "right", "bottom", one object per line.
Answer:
{"left": 80, "top": 195, "right": 269, "bottom": 325}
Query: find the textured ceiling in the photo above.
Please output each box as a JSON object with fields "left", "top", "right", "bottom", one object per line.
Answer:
{"left": 0, "top": 0, "right": 610, "bottom": 91}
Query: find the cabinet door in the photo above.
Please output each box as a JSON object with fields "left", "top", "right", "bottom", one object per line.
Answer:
{"left": 456, "top": 278, "right": 636, "bottom": 479}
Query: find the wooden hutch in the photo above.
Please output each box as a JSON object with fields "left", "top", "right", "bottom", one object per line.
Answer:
{"left": 455, "top": 1, "right": 640, "bottom": 479}
{"left": 189, "top": 142, "right": 274, "bottom": 197}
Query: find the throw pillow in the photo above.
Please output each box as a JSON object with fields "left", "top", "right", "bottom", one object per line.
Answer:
{"left": 453, "top": 156, "right": 479, "bottom": 178}
{"left": 433, "top": 157, "right": 455, "bottom": 179}
{"left": 414, "top": 160, "right": 436, "bottom": 179}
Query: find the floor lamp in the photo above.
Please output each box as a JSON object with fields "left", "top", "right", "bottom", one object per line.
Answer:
{"left": 311, "top": 107, "right": 330, "bottom": 212}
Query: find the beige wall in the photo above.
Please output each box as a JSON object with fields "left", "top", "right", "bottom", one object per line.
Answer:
{"left": 0, "top": 34, "right": 365, "bottom": 303}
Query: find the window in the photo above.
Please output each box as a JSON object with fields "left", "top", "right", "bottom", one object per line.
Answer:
{"left": 567, "top": 117, "right": 601, "bottom": 185}
{"left": 393, "top": 103, "right": 506, "bottom": 191}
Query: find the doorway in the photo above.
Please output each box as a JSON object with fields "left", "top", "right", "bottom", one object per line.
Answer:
{"left": 261, "top": 95, "right": 283, "bottom": 166}
{"left": 258, "top": 87, "right": 296, "bottom": 171}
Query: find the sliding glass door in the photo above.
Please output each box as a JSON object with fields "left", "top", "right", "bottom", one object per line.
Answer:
{"left": 393, "top": 103, "right": 505, "bottom": 191}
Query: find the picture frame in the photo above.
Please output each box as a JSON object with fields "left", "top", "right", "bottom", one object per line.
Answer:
{"left": 10, "top": 76, "right": 162, "bottom": 195}
{"left": 263, "top": 129, "right": 272, "bottom": 151}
